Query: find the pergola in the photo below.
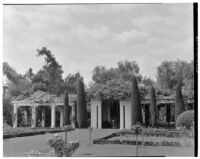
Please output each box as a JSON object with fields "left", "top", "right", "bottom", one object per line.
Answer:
{"left": 12, "top": 91, "right": 77, "bottom": 128}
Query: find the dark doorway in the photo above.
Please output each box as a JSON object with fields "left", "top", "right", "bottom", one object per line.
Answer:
{"left": 102, "top": 99, "right": 120, "bottom": 128}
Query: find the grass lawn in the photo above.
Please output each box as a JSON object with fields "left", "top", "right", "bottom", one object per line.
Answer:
{"left": 3, "top": 129, "right": 194, "bottom": 157}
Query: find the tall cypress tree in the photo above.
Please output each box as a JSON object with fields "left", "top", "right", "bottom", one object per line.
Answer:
{"left": 131, "top": 76, "right": 143, "bottom": 125}
{"left": 76, "top": 79, "right": 87, "bottom": 128}
{"left": 150, "top": 86, "right": 157, "bottom": 127}
{"left": 175, "top": 81, "right": 185, "bottom": 120}
{"left": 64, "top": 91, "right": 70, "bottom": 125}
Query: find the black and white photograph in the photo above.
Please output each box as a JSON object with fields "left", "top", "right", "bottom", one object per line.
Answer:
{"left": 2, "top": 1, "right": 197, "bottom": 157}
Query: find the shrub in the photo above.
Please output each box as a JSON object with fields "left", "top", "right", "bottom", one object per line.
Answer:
{"left": 64, "top": 91, "right": 71, "bottom": 125}
{"left": 47, "top": 135, "right": 79, "bottom": 157}
{"left": 176, "top": 110, "right": 194, "bottom": 129}
{"left": 175, "top": 81, "right": 185, "bottom": 120}
{"left": 150, "top": 86, "right": 158, "bottom": 127}
{"left": 76, "top": 79, "right": 87, "bottom": 128}
{"left": 131, "top": 76, "right": 143, "bottom": 125}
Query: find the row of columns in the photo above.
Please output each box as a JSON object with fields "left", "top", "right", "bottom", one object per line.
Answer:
{"left": 13, "top": 104, "right": 73, "bottom": 128}
{"left": 91, "top": 100, "right": 176, "bottom": 129}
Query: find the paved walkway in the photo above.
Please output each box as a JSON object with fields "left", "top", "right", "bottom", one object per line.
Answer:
{"left": 3, "top": 129, "right": 194, "bottom": 157}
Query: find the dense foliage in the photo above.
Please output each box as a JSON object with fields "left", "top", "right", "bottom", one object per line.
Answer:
{"left": 3, "top": 98, "right": 13, "bottom": 125}
{"left": 32, "top": 47, "right": 65, "bottom": 95}
{"left": 131, "top": 77, "right": 143, "bottom": 125}
{"left": 48, "top": 135, "right": 79, "bottom": 157}
{"left": 92, "top": 60, "right": 142, "bottom": 84}
{"left": 150, "top": 86, "right": 157, "bottom": 127}
{"left": 88, "top": 79, "right": 149, "bottom": 100}
{"left": 64, "top": 72, "right": 83, "bottom": 94}
{"left": 157, "top": 60, "right": 194, "bottom": 98}
{"left": 175, "top": 81, "right": 185, "bottom": 120}
{"left": 76, "top": 79, "right": 87, "bottom": 128}
{"left": 176, "top": 110, "right": 194, "bottom": 129}
{"left": 64, "top": 91, "right": 71, "bottom": 125}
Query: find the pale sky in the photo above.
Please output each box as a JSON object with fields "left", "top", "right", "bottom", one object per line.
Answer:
{"left": 3, "top": 4, "right": 194, "bottom": 85}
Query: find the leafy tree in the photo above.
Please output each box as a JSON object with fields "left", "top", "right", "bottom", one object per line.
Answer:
{"left": 3, "top": 62, "right": 33, "bottom": 99}
{"left": 64, "top": 91, "right": 70, "bottom": 125}
{"left": 92, "top": 60, "right": 142, "bottom": 84}
{"left": 175, "top": 81, "right": 185, "bottom": 120}
{"left": 150, "top": 86, "right": 157, "bottom": 127}
{"left": 3, "top": 62, "right": 20, "bottom": 84}
{"left": 32, "top": 47, "right": 65, "bottom": 95}
{"left": 76, "top": 79, "right": 87, "bottom": 128}
{"left": 24, "top": 68, "right": 34, "bottom": 81}
{"left": 142, "top": 76, "right": 155, "bottom": 87}
{"left": 3, "top": 97, "right": 13, "bottom": 125}
{"left": 118, "top": 60, "right": 142, "bottom": 81}
{"left": 131, "top": 76, "right": 143, "bottom": 125}
{"left": 92, "top": 66, "right": 118, "bottom": 84}
{"left": 64, "top": 72, "right": 83, "bottom": 94}
{"left": 157, "top": 60, "right": 194, "bottom": 90}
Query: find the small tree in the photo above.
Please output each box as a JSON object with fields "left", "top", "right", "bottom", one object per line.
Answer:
{"left": 150, "top": 86, "right": 157, "bottom": 127}
{"left": 175, "top": 81, "right": 185, "bottom": 120}
{"left": 131, "top": 76, "right": 143, "bottom": 125}
{"left": 64, "top": 91, "right": 70, "bottom": 125}
{"left": 76, "top": 79, "right": 87, "bottom": 128}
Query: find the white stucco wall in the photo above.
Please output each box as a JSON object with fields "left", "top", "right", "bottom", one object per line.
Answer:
{"left": 91, "top": 100, "right": 102, "bottom": 128}
{"left": 120, "top": 100, "right": 132, "bottom": 129}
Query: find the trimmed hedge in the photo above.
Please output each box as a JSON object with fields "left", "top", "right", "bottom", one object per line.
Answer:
{"left": 93, "top": 138, "right": 181, "bottom": 147}
{"left": 3, "top": 127, "right": 66, "bottom": 139}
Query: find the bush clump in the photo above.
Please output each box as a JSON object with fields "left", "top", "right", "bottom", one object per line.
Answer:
{"left": 176, "top": 110, "right": 194, "bottom": 129}
{"left": 48, "top": 134, "right": 79, "bottom": 157}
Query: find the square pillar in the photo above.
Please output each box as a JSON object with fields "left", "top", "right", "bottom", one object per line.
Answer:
{"left": 24, "top": 110, "right": 28, "bottom": 126}
{"left": 51, "top": 104, "right": 56, "bottom": 128}
{"left": 120, "top": 100, "right": 131, "bottom": 129}
{"left": 13, "top": 106, "right": 18, "bottom": 128}
{"left": 31, "top": 105, "right": 37, "bottom": 128}
{"left": 91, "top": 100, "right": 102, "bottom": 129}
{"left": 41, "top": 108, "right": 46, "bottom": 128}
{"left": 98, "top": 104, "right": 102, "bottom": 129}
{"left": 60, "top": 108, "right": 64, "bottom": 127}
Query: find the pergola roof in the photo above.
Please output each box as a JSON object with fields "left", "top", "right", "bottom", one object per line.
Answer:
{"left": 12, "top": 91, "right": 77, "bottom": 104}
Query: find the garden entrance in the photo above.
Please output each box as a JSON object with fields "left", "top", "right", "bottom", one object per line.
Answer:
{"left": 102, "top": 99, "right": 120, "bottom": 129}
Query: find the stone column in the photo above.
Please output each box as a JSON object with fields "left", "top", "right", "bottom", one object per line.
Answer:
{"left": 31, "top": 105, "right": 37, "bottom": 128}
{"left": 13, "top": 106, "right": 18, "bottom": 128}
{"left": 60, "top": 108, "right": 63, "bottom": 127}
{"left": 41, "top": 107, "right": 46, "bottom": 128}
{"left": 71, "top": 104, "right": 76, "bottom": 128}
{"left": 51, "top": 104, "right": 56, "bottom": 128}
{"left": 120, "top": 104, "right": 124, "bottom": 129}
{"left": 98, "top": 104, "right": 102, "bottom": 129}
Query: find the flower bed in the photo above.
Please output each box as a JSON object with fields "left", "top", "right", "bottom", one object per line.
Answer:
{"left": 93, "top": 128, "right": 190, "bottom": 147}
{"left": 93, "top": 138, "right": 181, "bottom": 147}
